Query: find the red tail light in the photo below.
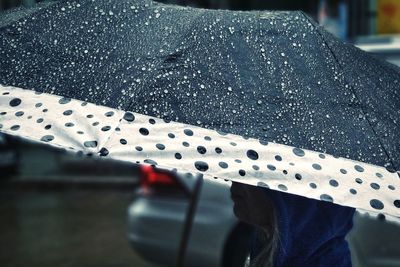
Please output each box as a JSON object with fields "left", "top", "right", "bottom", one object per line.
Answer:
{"left": 139, "top": 165, "right": 189, "bottom": 197}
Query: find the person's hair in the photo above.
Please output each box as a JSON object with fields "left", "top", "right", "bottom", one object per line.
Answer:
{"left": 251, "top": 198, "right": 279, "bottom": 267}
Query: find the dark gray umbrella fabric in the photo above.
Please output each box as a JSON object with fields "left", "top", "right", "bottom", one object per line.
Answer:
{"left": 0, "top": 0, "right": 399, "bottom": 221}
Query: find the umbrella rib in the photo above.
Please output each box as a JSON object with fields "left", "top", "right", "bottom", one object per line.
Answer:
{"left": 300, "top": 11, "right": 398, "bottom": 172}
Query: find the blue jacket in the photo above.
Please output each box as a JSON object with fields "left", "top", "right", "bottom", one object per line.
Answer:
{"left": 251, "top": 189, "right": 355, "bottom": 267}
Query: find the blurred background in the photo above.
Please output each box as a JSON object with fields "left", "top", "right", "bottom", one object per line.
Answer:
{"left": 1, "top": 1, "right": 400, "bottom": 267}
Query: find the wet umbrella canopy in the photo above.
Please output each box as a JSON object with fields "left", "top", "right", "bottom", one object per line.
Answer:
{"left": 0, "top": 0, "right": 399, "bottom": 221}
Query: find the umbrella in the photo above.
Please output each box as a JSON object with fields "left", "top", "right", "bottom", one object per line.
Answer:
{"left": 0, "top": 0, "right": 399, "bottom": 225}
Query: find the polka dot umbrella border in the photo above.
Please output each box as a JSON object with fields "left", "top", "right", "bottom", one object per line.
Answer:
{"left": 1, "top": 85, "right": 399, "bottom": 223}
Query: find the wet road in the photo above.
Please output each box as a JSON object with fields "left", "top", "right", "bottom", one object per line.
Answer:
{"left": 0, "top": 189, "right": 158, "bottom": 267}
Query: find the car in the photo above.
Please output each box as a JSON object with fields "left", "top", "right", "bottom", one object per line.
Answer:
{"left": 355, "top": 35, "right": 400, "bottom": 67}
{"left": 127, "top": 165, "right": 253, "bottom": 267}
{"left": 0, "top": 133, "right": 19, "bottom": 178}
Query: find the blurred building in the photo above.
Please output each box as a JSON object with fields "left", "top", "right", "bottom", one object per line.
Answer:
{"left": 1, "top": 0, "right": 400, "bottom": 41}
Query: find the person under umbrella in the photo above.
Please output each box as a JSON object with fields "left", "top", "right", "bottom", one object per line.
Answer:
{"left": 231, "top": 182, "right": 355, "bottom": 267}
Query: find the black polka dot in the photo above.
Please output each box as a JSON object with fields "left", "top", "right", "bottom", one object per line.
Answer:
{"left": 105, "top": 111, "right": 114, "bottom": 117}
{"left": 267, "top": 164, "right": 276, "bottom": 171}
{"left": 65, "top": 122, "right": 74, "bottom": 127}
{"left": 9, "top": 98, "right": 21, "bottom": 107}
{"left": 10, "top": 125, "right": 20, "bottom": 131}
{"left": 239, "top": 169, "right": 246, "bottom": 176}
{"left": 87, "top": 114, "right": 94, "bottom": 118}
{"left": 122, "top": 112, "right": 135, "bottom": 122}
{"left": 182, "top": 142, "right": 189, "bottom": 147}
{"left": 355, "top": 178, "right": 363, "bottom": 184}
{"left": 184, "top": 129, "right": 193, "bottom": 136}
{"left": 58, "top": 97, "right": 71, "bottom": 104}
{"left": 35, "top": 103, "right": 42, "bottom": 108}
{"left": 81, "top": 102, "right": 88, "bottom": 106}
{"left": 354, "top": 165, "right": 364, "bottom": 172}
{"left": 350, "top": 189, "right": 357, "bottom": 195}
{"left": 257, "top": 182, "right": 269, "bottom": 188}
{"left": 77, "top": 131, "right": 84, "bottom": 135}
{"left": 197, "top": 146, "right": 207, "bottom": 154}
{"left": 194, "top": 161, "right": 209, "bottom": 172}
{"left": 175, "top": 153, "right": 182, "bottom": 159}
{"left": 36, "top": 118, "right": 43, "bottom": 123}
{"left": 370, "top": 183, "right": 380, "bottom": 190}
{"left": 247, "top": 150, "right": 259, "bottom": 160}
{"left": 139, "top": 128, "right": 149, "bottom": 135}
{"left": 295, "top": 173, "right": 302, "bottom": 180}
{"left": 275, "top": 155, "right": 282, "bottom": 161}
{"left": 135, "top": 146, "right": 143, "bottom": 151}
{"left": 44, "top": 124, "right": 52, "bottom": 130}
{"left": 278, "top": 184, "right": 288, "bottom": 191}
{"left": 42, "top": 108, "right": 48, "bottom": 113}
{"left": 219, "top": 162, "right": 228, "bottom": 169}
{"left": 0, "top": 112, "right": 6, "bottom": 115}
{"left": 40, "top": 135, "right": 54, "bottom": 142}
{"left": 309, "top": 183, "right": 317, "bottom": 189}
{"left": 320, "top": 194, "right": 333, "bottom": 202}
{"left": 63, "top": 110, "right": 73, "bottom": 116}
{"left": 235, "top": 159, "right": 242, "bottom": 163}
{"left": 149, "top": 118, "right": 156, "bottom": 124}
{"left": 312, "top": 163, "right": 322, "bottom": 170}
{"left": 259, "top": 139, "right": 268, "bottom": 146}
{"left": 340, "top": 169, "right": 347, "bottom": 174}
{"left": 215, "top": 147, "right": 222, "bottom": 154}
{"left": 329, "top": 179, "right": 339, "bottom": 187}
{"left": 101, "top": 126, "right": 111, "bottom": 131}
{"left": 156, "top": 143, "right": 165, "bottom": 150}
{"left": 230, "top": 142, "right": 237, "bottom": 146}
{"left": 84, "top": 141, "right": 98, "bottom": 148}
{"left": 319, "top": 154, "right": 326, "bottom": 159}
{"left": 99, "top": 147, "right": 109, "bottom": 156}
{"left": 168, "top": 133, "right": 175, "bottom": 138}
{"left": 283, "top": 170, "right": 288, "bottom": 175}
{"left": 92, "top": 122, "right": 99, "bottom": 126}
{"left": 375, "top": 173, "right": 383, "bottom": 178}
{"left": 120, "top": 139, "right": 127, "bottom": 145}
{"left": 144, "top": 159, "right": 158, "bottom": 166}
{"left": 252, "top": 165, "right": 260, "bottom": 171}
{"left": 388, "top": 185, "right": 395, "bottom": 190}
{"left": 204, "top": 136, "right": 211, "bottom": 141}
{"left": 370, "top": 199, "right": 384, "bottom": 210}
{"left": 293, "top": 147, "right": 305, "bottom": 157}
{"left": 15, "top": 111, "right": 24, "bottom": 117}
{"left": 394, "top": 200, "right": 400, "bottom": 208}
